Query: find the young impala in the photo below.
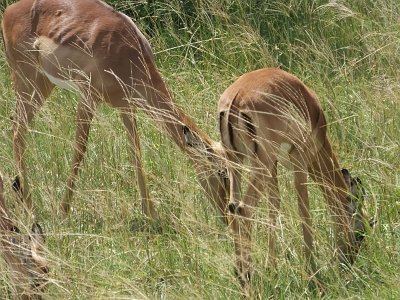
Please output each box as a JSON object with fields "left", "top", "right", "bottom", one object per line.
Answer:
{"left": 0, "top": 174, "right": 48, "bottom": 299}
{"left": 2, "top": 0, "right": 227, "bottom": 220}
{"left": 218, "top": 68, "right": 372, "bottom": 295}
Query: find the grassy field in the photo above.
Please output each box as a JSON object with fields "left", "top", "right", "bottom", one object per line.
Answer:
{"left": 0, "top": 0, "right": 399, "bottom": 299}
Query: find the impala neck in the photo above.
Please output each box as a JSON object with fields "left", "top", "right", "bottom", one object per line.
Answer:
{"left": 319, "top": 142, "right": 352, "bottom": 216}
{"left": 143, "top": 65, "right": 214, "bottom": 158}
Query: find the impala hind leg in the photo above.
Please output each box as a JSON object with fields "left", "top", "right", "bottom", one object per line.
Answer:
{"left": 121, "top": 110, "right": 158, "bottom": 220}
{"left": 230, "top": 170, "right": 266, "bottom": 297}
{"left": 266, "top": 161, "right": 281, "bottom": 267}
{"left": 291, "top": 151, "right": 317, "bottom": 276}
{"left": 12, "top": 71, "right": 54, "bottom": 212}
{"left": 61, "top": 97, "right": 98, "bottom": 213}
{"left": 227, "top": 166, "right": 242, "bottom": 214}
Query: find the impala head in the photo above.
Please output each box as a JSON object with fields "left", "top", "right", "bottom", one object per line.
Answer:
{"left": 182, "top": 126, "right": 229, "bottom": 221}
{"left": 0, "top": 175, "right": 49, "bottom": 299}
{"left": 341, "top": 168, "right": 374, "bottom": 263}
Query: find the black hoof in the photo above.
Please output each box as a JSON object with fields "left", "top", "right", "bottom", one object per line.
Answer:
{"left": 228, "top": 202, "right": 236, "bottom": 214}
{"left": 234, "top": 268, "right": 251, "bottom": 288}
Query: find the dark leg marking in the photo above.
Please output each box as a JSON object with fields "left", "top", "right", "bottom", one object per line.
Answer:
{"left": 228, "top": 202, "right": 236, "bottom": 214}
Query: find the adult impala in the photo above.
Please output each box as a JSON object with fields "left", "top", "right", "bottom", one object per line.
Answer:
{"left": 0, "top": 174, "right": 48, "bottom": 299}
{"left": 218, "top": 68, "right": 372, "bottom": 295}
{"left": 2, "top": 0, "right": 227, "bottom": 219}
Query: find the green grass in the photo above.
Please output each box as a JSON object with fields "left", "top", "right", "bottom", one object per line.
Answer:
{"left": 1, "top": 0, "right": 399, "bottom": 299}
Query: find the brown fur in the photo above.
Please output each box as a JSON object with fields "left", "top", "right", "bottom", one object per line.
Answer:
{"left": 218, "top": 68, "right": 370, "bottom": 296}
{"left": 2, "top": 0, "right": 226, "bottom": 219}
{"left": 0, "top": 175, "right": 48, "bottom": 299}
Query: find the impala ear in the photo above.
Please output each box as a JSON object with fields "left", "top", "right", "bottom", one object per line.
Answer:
{"left": 12, "top": 175, "right": 22, "bottom": 193}
{"left": 341, "top": 168, "right": 351, "bottom": 186}
{"left": 12, "top": 175, "right": 25, "bottom": 203}
{"left": 182, "top": 125, "right": 202, "bottom": 148}
{"left": 182, "top": 126, "right": 192, "bottom": 146}
{"left": 354, "top": 177, "right": 366, "bottom": 199}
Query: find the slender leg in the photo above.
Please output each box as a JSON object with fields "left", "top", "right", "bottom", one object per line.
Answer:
{"left": 231, "top": 169, "right": 266, "bottom": 297}
{"left": 266, "top": 161, "right": 281, "bottom": 267}
{"left": 228, "top": 166, "right": 242, "bottom": 214}
{"left": 61, "top": 97, "right": 98, "bottom": 213}
{"left": 291, "top": 151, "right": 316, "bottom": 275}
{"left": 12, "top": 71, "right": 54, "bottom": 212}
{"left": 121, "top": 110, "right": 158, "bottom": 220}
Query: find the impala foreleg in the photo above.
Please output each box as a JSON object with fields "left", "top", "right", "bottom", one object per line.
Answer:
{"left": 291, "top": 153, "right": 317, "bottom": 275}
{"left": 61, "top": 98, "right": 97, "bottom": 213}
{"left": 12, "top": 72, "right": 53, "bottom": 212}
{"left": 121, "top": 110, "right": 158, "bottom": 220}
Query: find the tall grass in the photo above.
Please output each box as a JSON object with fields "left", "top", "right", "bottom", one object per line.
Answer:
{"left": 0, "top": 0, "right": 399, "bottom": 298}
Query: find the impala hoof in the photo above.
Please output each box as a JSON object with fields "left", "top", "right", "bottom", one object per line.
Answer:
{"left": 228, "top": 202, "right": 236, "bottom": 214}
{"left": 234, "top": 268, "right": 251, "bottom": 296}
{"left": 228, "top": 202, "right": 245, "bottom": 215}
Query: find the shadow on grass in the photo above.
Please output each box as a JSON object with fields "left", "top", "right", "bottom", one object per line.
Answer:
{"left": 129, "top": 215, "right": 177, "bottom": 235}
